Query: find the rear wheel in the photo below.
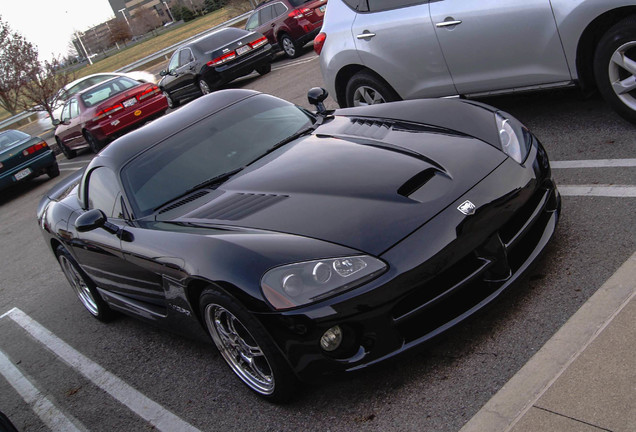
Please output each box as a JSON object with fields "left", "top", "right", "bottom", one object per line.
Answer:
{"left": 255, "top": 63, "right": 271, "bottom": 76}
{"left": 345, "top": 71, "right": 401, "bottom": 108}
{"left": 280, "top": 34, "right": 300, "bottom": 58}
{"left": 594, "top": 16, "right": 636, "bottom": 124}
{"left": 199, "top": 79, "right": 212, "bottom": 95}
{"left": 56, "top": 137, "right": 76, "bottom": 160}
{"left": 55, "top": 245, "right": 114, "bottom": 322}
{"left": 84, "top": 131, "right": 103, "bottom": 153}
{"left": 46, "top": 163, "right": 60, "bottom": 179}
{"left": 199, "top": 288, "right": 297, "bottom": 402}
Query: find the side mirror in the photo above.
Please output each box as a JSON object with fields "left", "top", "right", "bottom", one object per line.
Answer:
{"left": 75, "top": 209, "right": 107, "bottom": 232}
{"left": 160, "top": 70, "right": 168, "bottom": 77}
{"left": 308, "top": 87, "right": 328, "bottom": 115}
{"left": 52, "top": 119, "right": 61, "bottom": 126}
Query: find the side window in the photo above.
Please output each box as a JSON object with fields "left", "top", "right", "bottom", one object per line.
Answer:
{"left": 178, "top": 49, "right": 193, "bottom": 67}
{"left": 69, "top": 99, "right": 80, "bottom": 119}
{"left": 273, "top": 3, "right": 287, "bottom": 17}
{"left": 246, "top": 13, "right": 259, "bottom": 30}
{"left": 168, "top": 52, "right": 179, "bottom": 72}
{"left": 259, "top": 5, "right": 274, "bottom": 24}
{"left": 87, "top": 167, "right": 124, "bottom": 219}
{"left": 367, "top": 0, "right": 425, "bottom": 12}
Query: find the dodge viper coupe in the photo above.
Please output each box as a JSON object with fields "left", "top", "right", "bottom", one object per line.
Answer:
{"left": 38, "top": 88, "right": 560, "bottom": 401}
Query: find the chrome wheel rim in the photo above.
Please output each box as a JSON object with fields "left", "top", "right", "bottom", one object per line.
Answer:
{"left": 282, "top": 38, "right": 295, "bottom": 57}
{"left": 58, "top": 255, "right": 99, "bottom": 316}
{"left": 608, "top": 41, "right": 636, "bottom": 111}
{"left": 162, "top": 91, "right": 173, "bottom": 108}
{"left": 205, "top": 304, "right": 274, "bottom": 395}
{"left": 199, "top": 80, "right": 211, "bottom": 95}
{"left": 352, "top": 85, "right": 386, "bottom": 106}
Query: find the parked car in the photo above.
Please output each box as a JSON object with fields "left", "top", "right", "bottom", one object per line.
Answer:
{"left": 158, "top": 28, "right": 273, "bottom": 108}
{"left": 245, "top": 0, "right": 328, "bottom": 58}
{"left": 0, "top": 129, "right": 58, "bottom": 192}
{"left": 38, "top": 88, "right": 560, "bottom": 401}
{"left": 316, "top": 0, "right": 636, "bottom": 123}
{"left": 54, "top": 76, "right": 168, "bottom": 158}
{"left": 50, "top": 71, "right": 158, "bottom": 124}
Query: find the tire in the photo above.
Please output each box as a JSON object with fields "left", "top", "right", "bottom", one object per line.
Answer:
{"left": 57, "top": 137, "right": 76, "bottom": 160}
{"left": 280, "top": 34, "right": 300, "bottom": 59}
{"left": 255, "top": 63, "right": 271, "bottom": 76}
{"left": 199, "top": 79, "right": 212, "bottom": 95}
{"left": 199, "top": 288, "right": 297, "bottom": 402}
{"left": 55, "top": 245, "right": 114, "bottom": 322}
{"left": 84, "top": 131, "right": 103, "bottom": 153}
{"left": 162, "top": 89, "right": 179, "bottom": 109}
{"left": 46, "top": 162, "right": 60, "bottom": 179}
{"left": 593, "top": 16, "right": 636, "bottom": 124}
{"left": 345, "top": 71, "right": 401, "bottom": 108}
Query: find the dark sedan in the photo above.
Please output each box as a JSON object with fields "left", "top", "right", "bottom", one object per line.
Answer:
{"left": 54, "top": 76, "right": 168, "bottom": 159}
{"left": 158, "top": 27, "right": 273, "bottom": 108}
{"left": 38, "top": 88, "right": 560, "bottom": 402}
{"left": 0, "top": 129, "right": 58, "bottom": 192}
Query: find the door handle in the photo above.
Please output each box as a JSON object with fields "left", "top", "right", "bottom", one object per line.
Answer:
{"left": 436, "top": 19, "right": 462, "bottom": 28}
{"left": 356, "top": 31, "right": 376, "bottom": 40}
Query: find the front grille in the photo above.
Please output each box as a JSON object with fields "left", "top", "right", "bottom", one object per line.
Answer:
{"left": 391, "top": 184, "right": 555, "bottom": 344}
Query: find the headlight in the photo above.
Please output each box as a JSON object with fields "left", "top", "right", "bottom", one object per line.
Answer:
{"left": 495, "top": 111, "right": 532, "bottom": 164}
{"left": 261, "top": 256, "right": 387, "bottom": 310}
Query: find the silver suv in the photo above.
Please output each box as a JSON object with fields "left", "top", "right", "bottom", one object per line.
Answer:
{"left": 316, "top": 0, "right": 636, "bottom": 123}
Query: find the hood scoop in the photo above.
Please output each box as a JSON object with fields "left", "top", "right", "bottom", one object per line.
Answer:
{"left": 188, "top": 193, "right": 288, "bottom": 221}
{"left": 341, "top": 118, "right": 393, "bottom": 140}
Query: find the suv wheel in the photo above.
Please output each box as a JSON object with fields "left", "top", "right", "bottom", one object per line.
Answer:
{"left": 345, "top": 71, "right": 400, "bottom": 108}
{"left": 594, "top": 16, "right": 636, "bottom": 124}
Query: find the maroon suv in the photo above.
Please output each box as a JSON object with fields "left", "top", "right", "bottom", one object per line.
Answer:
{"left": 245, "top": 0, "right": 327, "bottom": 58}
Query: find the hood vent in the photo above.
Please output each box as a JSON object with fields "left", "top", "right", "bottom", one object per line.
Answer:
{"left": 343, "top": 118, "right": 393, "bottom": 140}
{"left": 398, "top": 169, "right": 438, "bottom": 198}
{"left": 192, "top": 193, "right": 288, "bottom": 221}
{"left": 159, "top": 190, "right": 210, "bottom": 214}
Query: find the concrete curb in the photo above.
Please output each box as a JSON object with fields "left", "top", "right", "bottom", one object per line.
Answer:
{"left": 459, "top": 251, "right": 636, "bottom": 432}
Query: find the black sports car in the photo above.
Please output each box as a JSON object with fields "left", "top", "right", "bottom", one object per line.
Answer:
{"left": 37, "top": 88, "right": 560, "bottom": 401}
{"left": 159, "top": 27, "right": 273, "bottom": 108}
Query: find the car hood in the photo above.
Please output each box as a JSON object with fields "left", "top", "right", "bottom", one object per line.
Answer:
{"left": 161, "top": 116, "right": 507, "bottom": 255}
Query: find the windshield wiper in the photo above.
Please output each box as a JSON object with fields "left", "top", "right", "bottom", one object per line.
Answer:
{"left": 262, "top": 126, "right": 314, "bottom": 157}
{"left": 153, "top": 167, "right": 243, "bottom": 212}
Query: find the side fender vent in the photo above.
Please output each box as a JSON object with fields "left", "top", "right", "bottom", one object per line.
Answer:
{"left": 159, "top": 191, "right": 210, "bottom": 214}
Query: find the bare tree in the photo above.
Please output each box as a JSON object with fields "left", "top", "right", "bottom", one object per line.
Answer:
{"left": 0, "top": 16, "right": 39, "bottom": 115}
{"left": 19, "top": 58, "right": 75, "bottom": 122}
{"left": 132, "top": 7, "right": 162, "bottom": 35}
{"left": 109, "top": 18, "right": 132, "bottom": 46}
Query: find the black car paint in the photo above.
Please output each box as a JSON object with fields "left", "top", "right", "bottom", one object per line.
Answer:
{"left": 159, "top": 29, "right": 273, "bottom": 104}
{"left": 38, "top": 90, "right": 559, "bottom": 381}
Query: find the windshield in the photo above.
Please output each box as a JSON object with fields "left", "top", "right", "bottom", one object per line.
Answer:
{"left": 121, "top": 94, "right": 314, "bottom": 217}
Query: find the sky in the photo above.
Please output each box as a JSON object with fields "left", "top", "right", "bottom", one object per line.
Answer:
{"left": 1, "top": 0, "right": 116, "bottom": 61}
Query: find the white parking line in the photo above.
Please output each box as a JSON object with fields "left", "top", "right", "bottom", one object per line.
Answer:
{"left": 559, "top": 185, "right": 636, "bottom": 197}
{"left": 0, "top": 349, "right": 85, "bottom": 432}
{"left": 272, "top": 56, "right": 317, "bottom": 71}
{"left": 552, "top": 158, "right": 636, "bottom": 169}
{"left": 3, "top": 308, "right": 202, "bottom": 432}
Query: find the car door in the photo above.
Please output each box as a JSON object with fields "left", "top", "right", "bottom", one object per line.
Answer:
{"left": 351, "top": 0, "right": 456, "bottom": 99}
{"left": 429, "top": 0, "right": 571, "bottom": 95}
{"left": 71, "top": 167, "right": 166, "bottom": 307}
{"left": 58, "top": 98, "right": 86, "bottom": 150}
{"left": 164, "top": 48, "right": 197, "bottom": 99}
{"left": 256, "top": 4, "right": 277, "bottom": 44}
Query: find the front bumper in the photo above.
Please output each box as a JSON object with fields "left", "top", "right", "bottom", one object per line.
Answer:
{"left": 257, "top": 136, "right": 561, "bottom": 381}
{"left": 0, "top": 150, "right": 57, "bottom": 190}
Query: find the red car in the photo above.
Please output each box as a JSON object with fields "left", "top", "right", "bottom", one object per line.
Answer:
{"left": 245, "top": 0, "right": 328, "bottom": 58}
{"left": 54, "top": 76, "right": 168, "bottom": 159}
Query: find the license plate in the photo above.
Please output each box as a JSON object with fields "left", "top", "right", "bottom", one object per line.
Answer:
{"left": 123, "top": 97, "right": 137, "bottom": 108}
{"left": 14, "top": 168, "right": 31, "bottom": 181}
{"left": 319, "top": 5, "right": 326, "bottom": 12}
{"left": 236, "top": 45, "right": 251, "bottom": 56}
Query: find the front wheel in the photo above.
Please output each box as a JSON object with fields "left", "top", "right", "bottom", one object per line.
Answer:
{"left": 345, "top": 71, "right": 401, "bottom": 108}
{"left": 594, "top": 16, "right": 636, "bottom": 124}
{"left": 55, "top": 245, "right": 114, "bottom": 322}
{"left": 280, "top": 34, "right": 300, "bottom": 58}
{"left": 199, "top": 288, "right": 297, "bottom": 402}
{"left": 162, "top": 89, "right": 179, "bottom": 109}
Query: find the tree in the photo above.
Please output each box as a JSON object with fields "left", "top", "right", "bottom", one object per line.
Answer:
{"left": 0, "top": 16, "right": 39, "bottom": 115}
{"left": 109, "top": 18, "right": 132, "bottom": 46}
{"left": 132, "top": 7, "right": 162, "bottom": 35}
{"left": 20, "top": 57, "right": 75, "bottom": 122}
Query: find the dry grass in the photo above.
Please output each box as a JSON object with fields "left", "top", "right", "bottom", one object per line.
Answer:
{"left": 1, "top": 8, "right": 244, "bottom": 122}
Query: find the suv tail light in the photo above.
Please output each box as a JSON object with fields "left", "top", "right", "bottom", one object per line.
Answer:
{"left": 289, "top": 8, "right": 310, "bottom": 19}
{"left": 314, "top": 32, "right": 326, "bottom": 55}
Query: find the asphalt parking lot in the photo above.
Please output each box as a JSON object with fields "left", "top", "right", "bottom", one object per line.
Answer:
{"left": 0, "top": 48, "right": 634, "bottom": 431}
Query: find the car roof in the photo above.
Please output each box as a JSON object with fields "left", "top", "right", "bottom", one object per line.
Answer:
{"left": 91, "top": 89, "right": 261, "bottom": 171}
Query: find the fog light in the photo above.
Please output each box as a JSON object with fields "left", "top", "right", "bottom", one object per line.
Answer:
{"left": 320, "top": 325, "right": 343, "bottom": 352}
